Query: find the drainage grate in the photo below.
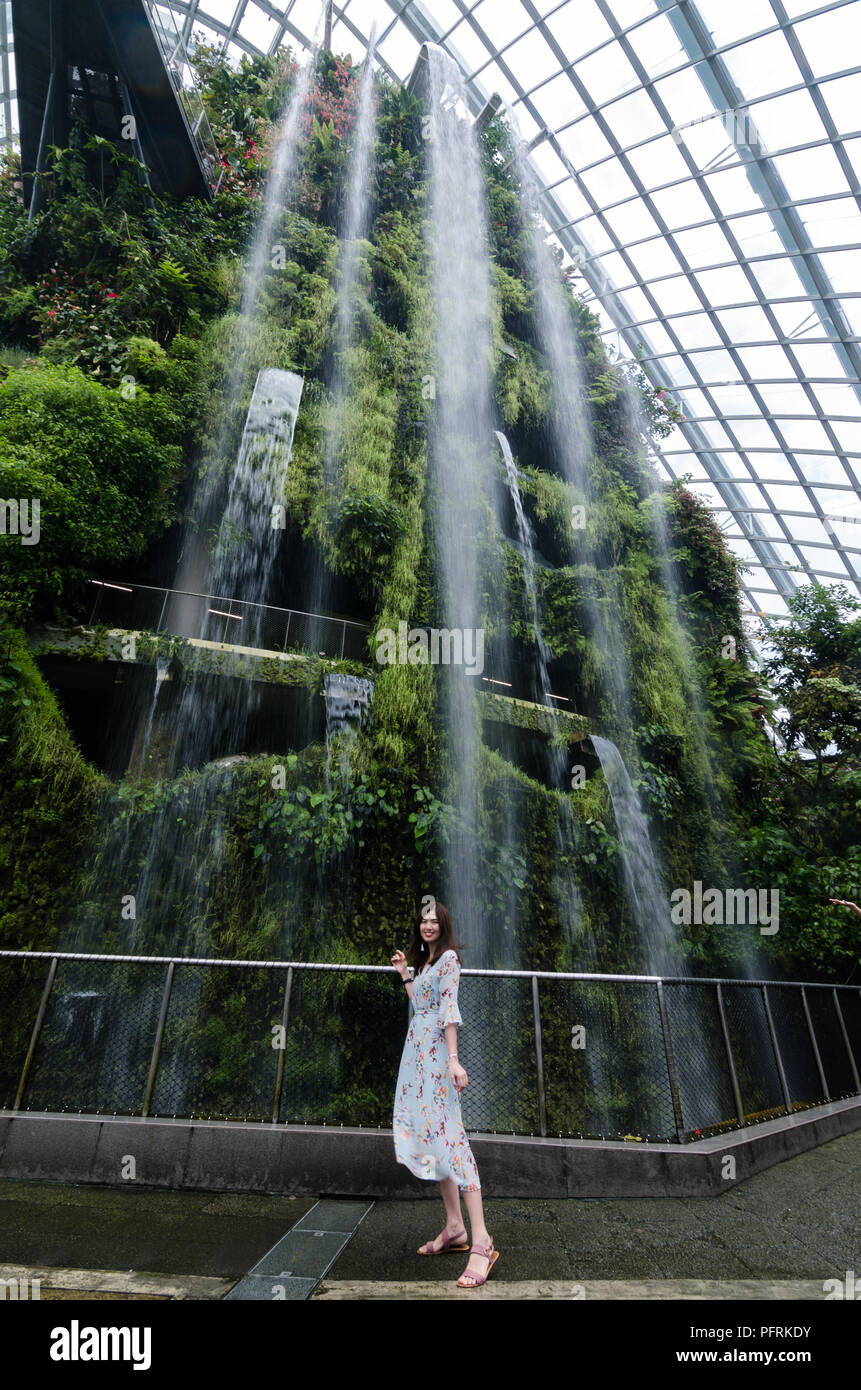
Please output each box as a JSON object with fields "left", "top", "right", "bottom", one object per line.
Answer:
{"left": 224, "top": 1199, "right": 374, "bottom": 1301}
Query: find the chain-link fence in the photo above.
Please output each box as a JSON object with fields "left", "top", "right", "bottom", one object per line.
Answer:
{"left": 1, "top": 951, "right": 859, "bottom": 1142}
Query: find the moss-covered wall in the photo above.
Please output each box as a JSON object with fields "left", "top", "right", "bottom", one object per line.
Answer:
{"left": 0, "top": 44, "right": 845, "bottom": 991}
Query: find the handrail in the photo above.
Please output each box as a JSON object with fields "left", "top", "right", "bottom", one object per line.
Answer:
{"left": 88, "top": 579, "right": 371, "bottom": 632}
{"left": 3, "top": 949, "right": 858, "bottom": 1137}
{"left": 0, "top": 948, "right": 858, "bottom": 990}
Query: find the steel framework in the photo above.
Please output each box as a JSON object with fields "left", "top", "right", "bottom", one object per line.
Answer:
{"left": 2, "top": 0, "right": 860, "bottom": 618}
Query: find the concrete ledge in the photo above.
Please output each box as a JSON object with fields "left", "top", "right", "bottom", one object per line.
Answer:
{"left": 1, "top": 1096, "right": 860, "bottom": 1198}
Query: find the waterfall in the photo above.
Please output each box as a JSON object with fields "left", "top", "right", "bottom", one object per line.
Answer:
{"left": 333, "top": 28, "right": 377, "bottom": 366}
{"left": 508, "top": 134, "right": 685, "bottom": 975}
{"left": 590, "top": 735, "right": 680, "bottom": 974}
{"left": 495, "top": 430, "right": 552, "bottom": 705}
{"left": 425, "top": 45, "right": 500, "bottom": 968}
{"left": 512, "top": 137, "right": 633, "bottom": 728}
{"left": 71, "top": 62, "right": 315, "bottom": 968}
{"left": 322, "top": 30, "right": 378, "bottom": 490}
{"left": 306, "top": 36, "right": 379, "bottom": 693}
{"left": 167, "top": 367, "right": 303, "bottom": 775}
{"left": 496, "top": 430, "right": 585, "bottom": 956}
{"left": 168, "top": 56, "right": 315, "bottom": 635}
{"left": 323, "top": 671, "right": 374, "bottom": 786}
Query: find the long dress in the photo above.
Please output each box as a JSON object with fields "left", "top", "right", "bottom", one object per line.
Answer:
{"left": 393, "top": 948, "right": 481, "bottom": 1191}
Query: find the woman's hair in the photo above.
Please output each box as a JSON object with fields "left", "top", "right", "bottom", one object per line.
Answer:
{"left": 406, "top": 898, "right": 462, "bottom": 971}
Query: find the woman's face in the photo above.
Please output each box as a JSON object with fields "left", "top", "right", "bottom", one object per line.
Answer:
{"left": 421, "top": 911, "right": 441, "bottom": 950}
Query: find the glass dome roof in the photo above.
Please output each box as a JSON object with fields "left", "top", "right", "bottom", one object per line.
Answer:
{"left": 2, "top": 0, "right": 860, "bottom": 619}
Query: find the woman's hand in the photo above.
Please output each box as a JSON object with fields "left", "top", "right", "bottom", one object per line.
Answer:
{"left": 391, "top": 949, "right": 410, "bottom": 979}
{"left": 449, "top": 1060, "right": 468, "bottom": 1093}
{"left": 829, "top": 899, "right": 861, "bottom": 917}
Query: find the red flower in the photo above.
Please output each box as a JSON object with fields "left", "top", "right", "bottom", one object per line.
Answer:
{"left": 106, "top": 291, "right": 117, "bottom": 299}
{"left": 47, "top": 309, "right": 56, "bottom": 317}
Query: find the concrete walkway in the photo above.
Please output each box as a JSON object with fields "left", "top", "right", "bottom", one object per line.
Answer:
{"left": 1, "top": 1129, "right": 857, "bottom": 1300}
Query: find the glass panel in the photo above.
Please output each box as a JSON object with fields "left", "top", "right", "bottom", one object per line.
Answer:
{"left": 602, "top": 87, "right": 667, "bottom": 143}
{"left": 624, "top": 12, "right": 685, "bottom": 79}
{"left": 535, "top": 73, "right": 587, "bottom": 128}
{"left": 703, "top": 165, "right": 763, "bottom": 216}
{"left": 560, "top": 113, "right": 614, "bottom": 165}
{"left": 575, "top": 39, "right": 640, "bottom": 107}
{"left": 376, "top": 26, "right": 420, "bottom": 77}
{"left": 648, "top": 275, "right": 702, "bottom": 315}
{"left": 545, "top": 0, "right": 614, "bottom": 56}
{"left": 239, "top": 5, "right": 280, "bottom": 50}
{"left": 721, "top": 31, "right": 801, "bottom": 100}
{"left": 505, "top": 26, "right": 560, "bottom": 87}
{"left": 737, "top": 344, "right": 796, "bottom": 379}
{"left": 820, "top": 72, "right": 861, "bottom": 131}
{"left": 472, "top": 0, "right": 530, "bottom": 50}
{"left": 581, "top": 160, "right": 638, "bottom": 204}
{"left": 624, "top": 132, "right": 690, "bottom": 185}
{"left": 694, "top": 0, "right": 778, "bottom": 46}
{"left": 748, "top": 88, "right": 827, "bottom": 153}
{"left": 446, "top": 20, "right": 491, "bottom": 70}
{"left": 793, "top": 6, "right": 861, "bottom": 80}
{"left": 695, "top": 263, "right": 753, "bottom": 302}
{"left": 772, "top": 146, "right": 850, "bottom": 202}
{"left": 750, "top": 255, "right": 807, "bottom": 300}
{"left": 625, "top": 235, "right": 683, "bottom": 279}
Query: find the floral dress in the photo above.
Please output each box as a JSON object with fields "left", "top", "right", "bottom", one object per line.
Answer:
{"left": 393, "top": 948, "right": 481, "bottom": 1192}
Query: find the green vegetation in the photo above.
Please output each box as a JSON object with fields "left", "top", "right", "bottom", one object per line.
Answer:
{"left": 0, "top": 38, "right": 857, "bottom": 1034}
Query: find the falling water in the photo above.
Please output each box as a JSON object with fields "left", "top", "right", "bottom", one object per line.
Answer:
{"left": 496, "top": 431, "right": 585, "bottom": 957}
{"left": 322, "top": 31, "right": 378, "bottom": 489}
{"left": 305, "top": 36, "right": 379, "bottom": 768}
{"left": 591, "top": 735, "right": 680, "bottom": 974}
{"left": 323, "top": 672, "right": 374, "bottom": 786}
{"left": 333, "top": 29, "right": 378, "bottom": 366}
{"left": 508, "top": 135, "right": 682, "bottom": 970}
{"left": 495, "top": 430, "right": 552, "bottom": 705}
{"left": 515, "top": 146, "right": 634, "bottom": 728}
{"left": 71, "top": 61, "right": 315, "bottom": 967}
{"left": 168, "top": 55, "right": 315, "bottom": 634}
{"left": 167, "top": 367, "right": 303, "bottom": 774}
{"left": 425, "top": 45, "right": 500, "bottom": 968}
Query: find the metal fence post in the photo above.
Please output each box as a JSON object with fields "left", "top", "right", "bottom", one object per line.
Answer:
{"left": 833, "top": 989, "right": 860, "bottom": 1093}
{"left": 761, "top": 985, "right": 792, "bottom": 1115}
{"left": 715, "top": 982, "right": 745, "bottom": 1127}
{"left": 142, "top": 962, "right": 175, "bottom": 1117}
{"left": 88, "top": 583, "right": 103, "bottom": 625}
{"left": 13, "top": 956, "right": 58, "bottom": 1111}
{"left": 656, "top": 980, "right": 685, "bottom": 1143}
{"left": 271, "top": 966, "right": 294, "bottom": 1124}
{"left": 801, "top": 986, "right": 829, "bottom": 1100}
{"left": 531, "top": 975, "right": 547, "bottom": 1138}
{"left": 155, "top": 586, "right": 169, "bottom": 633}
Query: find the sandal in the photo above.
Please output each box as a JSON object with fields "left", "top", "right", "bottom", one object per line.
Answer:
{"left": 417, "top": 1225, "right": 469, "bottom": 1255}
{"left": 457, "top": 1239, "right": 500, "bottom": 1288}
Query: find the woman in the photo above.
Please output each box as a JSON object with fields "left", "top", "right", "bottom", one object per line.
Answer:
{"left": 391, "top": 899, "right": 499, "bottom": 1289}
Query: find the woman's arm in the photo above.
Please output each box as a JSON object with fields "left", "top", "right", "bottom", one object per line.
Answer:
{"left": 829, "top": 899, "right": 861, "bottom": 919}
{"left": 391, "top": 949, "right": 414, "bottom": 999}
{"left": 437, "top": 952, "right": 467, "bottom": 1090}
{"left": 445, "top": 1021, "right": 458, "bottom": 1065}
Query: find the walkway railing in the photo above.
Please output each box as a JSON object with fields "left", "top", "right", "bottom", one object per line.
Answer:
{"left": 1, "top": 951, "right": 858, "bottom": 1142}
{"left": 87, "top": 580, "right": 372, "bottom": 663}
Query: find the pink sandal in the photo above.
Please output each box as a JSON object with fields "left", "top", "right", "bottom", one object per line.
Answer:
{"left": 417, "top": 1225, "right": 469, "bottom": 1255}
{"left": 457, "top": 1239, "right": 500, "bottom": 1288}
